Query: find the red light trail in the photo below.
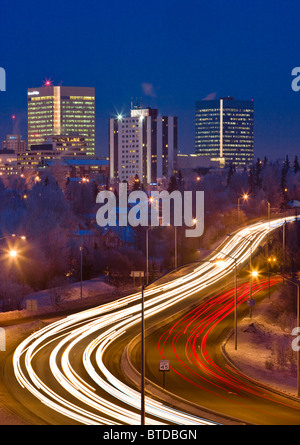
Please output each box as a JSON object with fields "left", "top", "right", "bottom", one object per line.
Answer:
{"left": 158, "top": 278, "right": 300, "bottom": 423}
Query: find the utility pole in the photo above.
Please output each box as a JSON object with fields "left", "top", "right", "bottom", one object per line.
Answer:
{"left": 267, "top": 201, "right": 270, "bottom": 298}
{"left": 141, "top": 284, "right": 145, "bottom": 425}
{"left": 80, "top": 235, "right": 83, "bottom": 299}
{"left": 175, "top": 226, "right": 178, "bottom": 269}
{"left": 282, "top": 221, "right": 286, "bottom": 283}
{"left": 146, "top": 229, "right": 149, "bottom": 285}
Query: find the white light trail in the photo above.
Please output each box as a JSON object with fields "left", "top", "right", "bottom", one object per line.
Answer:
{"left": 13, "top": 216, "right": 295, "bottom": 425}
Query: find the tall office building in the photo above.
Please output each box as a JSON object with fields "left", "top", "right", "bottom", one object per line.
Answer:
{"left": 109, "top": 105, "right": 177, "bottom": 184}
{"left": 27, "top": 84, "right": 95, "bottom": 155}
{"left": 195, "top": 97, "right": 254, "bottom": 167}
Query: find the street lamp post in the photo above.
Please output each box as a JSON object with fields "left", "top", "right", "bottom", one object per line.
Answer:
{"left": 214, "top": 249, "right": 238, "bottom": 350}
{"left": 141, "top": 284, "right": 145, "bottom": 425}
{"left": 0, "top": 234, "right": 27, "bottom": 311}
{"left": 267, "top": 257, "right": 276, "bottom": 299}
{"left": 267, "top": 201, "right": 270, "bottom": 298}
{"left": 230, "top": 233, "right": 253, "bottom": 297}
{"left": 80, "top": 235, "right": 83, "bottom": 299}
{"left": 146, "top": 228, "right": 149, "bottom": 285}
{"left": 238, "top": 194, "right": 248, "bottom": 223}
{"left": 174, "top": 226, "right": 178, "bottom": 269}
{"left": 227, "top": 232, "right": 255, "bottom": 325}
{"left": 266, "top": 219, "right": 287, "bottom": 290}
{"left": 282, "top": 221, "right": 286, "bottom": 284}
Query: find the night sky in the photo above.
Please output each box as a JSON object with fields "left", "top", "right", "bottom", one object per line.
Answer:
{"left": 1, "top": 0, "right": 300, "bottom": 161}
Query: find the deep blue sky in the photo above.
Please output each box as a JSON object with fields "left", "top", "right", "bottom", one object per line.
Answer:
{"left": 0, "top": 0, "right": 300, "bottom": 161}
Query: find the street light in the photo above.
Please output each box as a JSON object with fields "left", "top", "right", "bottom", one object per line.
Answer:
{"left": 267, "top": 256, "right": 276, "bottom": 299}
{"left": 0, "top": 234, "right": 26, "bottom": 242}
{"left": 238, "top": 193, "right": 248, "bottom": 223}
{"left": 0, "top": 234, "right": 27, "bottom": 258}
{"left": 9, "top": 250, "right": 18, "bottom": 258}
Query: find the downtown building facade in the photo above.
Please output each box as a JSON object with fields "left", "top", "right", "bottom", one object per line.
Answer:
{"left": 2, "top": 134, "right": 27, "bottom": 153}
{"left": 109, "top": 106, "right": 178, "bottom": 185}
{"left": 27, "top": 85, "right": 95, "bottom": 155}
{"left": 195, "top": 97, "right": 254, "bottom": 167}
{"left": 17, "top": 135, "right": 88, "bottom": 170}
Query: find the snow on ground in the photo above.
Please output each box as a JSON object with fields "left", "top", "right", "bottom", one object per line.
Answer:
{"left": 0, "top": 276, "right": 116, "bottom": 323}
{"left": 225, "top": 287, "right": 298, "bottom": 397}
{"left": 23, "top": 276, "right": 115, "bottom": 308}
{"left": 0, "top": 277, "right": 128, "bottom": 424}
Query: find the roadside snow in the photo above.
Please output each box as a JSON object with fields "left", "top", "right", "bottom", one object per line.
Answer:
{"left": 0, "top": 277, "right": 122, "bottom": 425}
{"left": 225, "top": 287, "right": 298, "bottom": 397}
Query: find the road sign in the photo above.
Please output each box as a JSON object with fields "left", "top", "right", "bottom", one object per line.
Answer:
{"left": 159, "top": 359, "right": 170, "bottom": 372}
{"left": 0, "top": 328, "right": 5, "bottom": 351}
{"left": 26, "top": 299, "right": 38, "bottom": 311}
{"left": 247, "top": 298, "right": 255, "bottom": 307}
{"left": 130, "top": 271, "right": 144, "bottom": 278}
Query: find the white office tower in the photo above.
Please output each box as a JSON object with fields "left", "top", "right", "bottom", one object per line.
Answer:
{"left": 109, "top": 105, "right": 178, "bottom": 185}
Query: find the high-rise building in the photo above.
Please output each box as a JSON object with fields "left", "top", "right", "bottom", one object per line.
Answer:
{"left": 31, "top": 135, "right": 87, "bottom": 156}
{"left": 2, "top": 134, "right": 26, "bottom": 153}
{"left": 195, "top": 97, "right": 254, "bottom": 167}
{"left": 27, "top": 85, "right": 95, "bottom": 155}
{"left": 109, "top": 105, "right": 177, "bottom": 184}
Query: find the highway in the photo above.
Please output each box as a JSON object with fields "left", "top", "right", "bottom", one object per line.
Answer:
{"left": 146, "top": 278, "right": 300, "bottom": 424}
{"left": 6, "top": 215, "right": 300, "bottom": 425}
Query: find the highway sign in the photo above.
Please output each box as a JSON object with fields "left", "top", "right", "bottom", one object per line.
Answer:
{"left": 130, "top": 271, "right": 144, "bottom": 277}
{"left": 159, "top": 359, "right": 170, "bottom": 371}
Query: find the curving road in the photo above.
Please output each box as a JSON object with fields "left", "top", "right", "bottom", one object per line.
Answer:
{"left": 150, "top": 278, "right": 300, "bottom": 424}
{"left": 6, "top": 215, "right": 299, "bottom": 425}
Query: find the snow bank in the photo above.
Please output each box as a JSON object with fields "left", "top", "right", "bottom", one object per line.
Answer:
{"left": 225, "top": 288, "right": 298, "bottom": 397}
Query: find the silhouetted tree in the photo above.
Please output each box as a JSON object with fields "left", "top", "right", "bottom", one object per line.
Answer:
{"left": 167, "top": 175, "right": 178, "bottom": 193}
{"left": 294, "top": 155, "right": 300, "bottom": 174}
{"left": 132, "top": 174, "right": 141, "bottom": 190}
{"left": 226, "top": 163, "right": 235, "bottom": 187}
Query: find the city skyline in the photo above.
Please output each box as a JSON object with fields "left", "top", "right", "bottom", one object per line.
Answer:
{"left": 0, "top": 0, "right": 300, "bottom": 430}
{"left": 1, "top": 0, "right": 300, "bottom": 163}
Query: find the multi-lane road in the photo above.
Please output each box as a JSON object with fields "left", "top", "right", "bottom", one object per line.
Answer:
{"left": 145, "top": 278, "right": 300, "bottom": 425}
{"left": 3, "top": 215, "right": 300, "bottom": 425}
